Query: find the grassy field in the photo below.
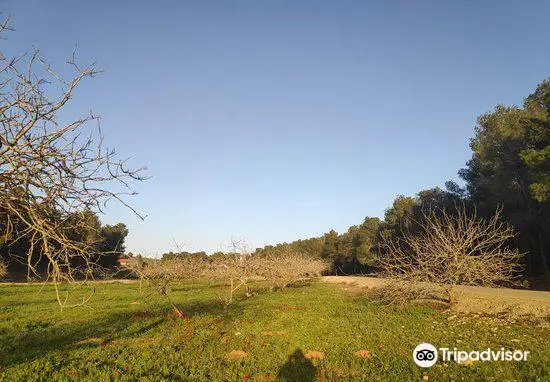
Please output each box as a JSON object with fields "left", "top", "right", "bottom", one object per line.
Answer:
{"left": 0, "top": 280, "right": 549, "bottom": 381}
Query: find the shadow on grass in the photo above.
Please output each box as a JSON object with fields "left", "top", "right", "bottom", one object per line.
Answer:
{"left": 0, "top": 298, "right": 243, "bottom": 369}
{"left": 278, "top": 348, "right": 317, "bottom": 382}
{"left": 285, "top": 280, "right": 317, "bottom": 289}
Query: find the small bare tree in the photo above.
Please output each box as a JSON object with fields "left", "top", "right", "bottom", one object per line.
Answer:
{"left": 377, "top": 205, "right": 522, "bottom": 305}
{"left": 257, "top": 251, "right": 328, "bottom": 291}
{"left": 203, "top": 254, "right": 259, "bottom": 306}
{"left": 126, "top": 256, "right": 207, "bottom": 316}
{"left": 205, "top": 249, "right": 328, "bottom": 306}
{"left": 210, "top": 238, "right": 257, "bottom": 305}
{"left": 0, "top": 17, "right": 146, "bottom": 308}
{"left": 127, "top": 244, "right": 329, "bottom": 312}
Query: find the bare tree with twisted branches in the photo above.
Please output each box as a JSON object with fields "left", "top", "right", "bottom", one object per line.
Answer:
{"left": 376, "top": 204, "right": 523, "bottom": 305}
{"left": 0, "top": 17, "right": 146, "bottom": 308}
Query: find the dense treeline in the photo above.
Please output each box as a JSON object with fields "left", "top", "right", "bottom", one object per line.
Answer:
{"left": 162, "top": 251, "right": 208, "bottom": 261}
{"left": 0, "top": 205, "right": 128, "bottom": 278}
{"left": 459, "top": 80, "right": 550, "bottom": 285}
{"left": 253, "top": 80, "right": 550, "bottom": 288}
{"left": 4, "top": 81, "right": 546, "bottom": 288}
{"left": 252, "top": 189, "right": 462, "bottom": 275}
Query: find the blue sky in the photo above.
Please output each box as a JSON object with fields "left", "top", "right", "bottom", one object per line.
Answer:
{"left": 3, "top": 1, "right": 549, "bottom": 256}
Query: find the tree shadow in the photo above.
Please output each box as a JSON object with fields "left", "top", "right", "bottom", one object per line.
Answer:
{"left": 0, "top": 298, "right": 243, "bottom": 368}
{"left": 278, "top": 348, "right": 317, "bottom": 382}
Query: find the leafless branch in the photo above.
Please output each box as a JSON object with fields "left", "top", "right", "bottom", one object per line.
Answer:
{"left": 376, "top": 204, "right": 523, "bottom": 305}
{"left": 0, "top": 18, "right": 147, "bottom": 308}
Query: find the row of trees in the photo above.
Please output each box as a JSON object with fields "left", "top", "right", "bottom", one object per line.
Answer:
{"left": 1, "top": 12, "right": 548, "bottom": 298}
{"left": 253, "top": 80, "right": 550, "bottom": 288}
{"left": 252, "top": 189, "right": 463, "bottom": 275}
{"left": 128, "top": 251, "right": 328, "bottom": 313}
{"left": 459, "top": 80, "right": 550, "bottom": 284}
{"left": 162, "top": 251, "right": 208, "bottom": 261}
{"left": 0, "top": 207, "right": 129, "bottom": 278}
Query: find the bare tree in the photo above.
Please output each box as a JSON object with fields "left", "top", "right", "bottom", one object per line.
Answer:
{"left": 376, "top": 205, "right": 522, "bottom": 305}
{"left": 127, "top": 247, "right": 328, "bottom": 312}
{"left": 204, "top": 249, "right": 328, "bottom": 306}
{"left": 0, "top": 260, "right": 6, "bottom": 279}
{"left": 0, "top": 17, "right": 146, "bottom": 308}
{"left": 204, "top": 253, "right": 261, "bottom": 306}
{"left": 256, "top": 251, "right": 328, "bottom": 291}
{"left": 126, "top": 256, "right": 206, "bottom": 316}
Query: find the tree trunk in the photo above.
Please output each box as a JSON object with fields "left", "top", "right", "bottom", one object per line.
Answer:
{"left": 539, "top": 230, "right": 550, "bottom": 284}
{"left": 448, "top": 285, "right": 457, "bottom": 307}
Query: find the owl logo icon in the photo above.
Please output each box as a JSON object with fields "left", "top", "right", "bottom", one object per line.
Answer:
{"left": 413, "top": 343, "right": 438, "bottom": 367}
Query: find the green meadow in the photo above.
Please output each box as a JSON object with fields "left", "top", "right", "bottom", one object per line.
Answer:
{"left": 1, "top": 281, "right": 549, "bottom": 381}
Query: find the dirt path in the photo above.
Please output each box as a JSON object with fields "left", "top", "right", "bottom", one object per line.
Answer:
{"left": 323, "top": 276, "right": 550, "bottom": 319}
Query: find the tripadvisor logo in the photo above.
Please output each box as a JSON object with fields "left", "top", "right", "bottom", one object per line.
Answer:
{"left": 413, "top": 343, "right": 438, "bottom": 367}
{"left": 413, "top": 343, "right": 530, "bottom": 367}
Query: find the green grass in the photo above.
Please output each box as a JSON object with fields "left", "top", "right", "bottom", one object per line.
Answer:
{"left": 0, "top": 280, "right": 549, "bottom": 381}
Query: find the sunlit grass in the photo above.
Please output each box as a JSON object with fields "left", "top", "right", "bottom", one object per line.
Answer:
{"left": 0, "top": 280, "right": 548, "bottom": 381}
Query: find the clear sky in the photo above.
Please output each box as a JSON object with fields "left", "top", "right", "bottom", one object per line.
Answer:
{"left": 3, "top": 1, "right": 549, "bottom": 256}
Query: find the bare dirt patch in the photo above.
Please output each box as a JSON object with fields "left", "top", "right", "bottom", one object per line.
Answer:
{"left": 304, "top": 350, "right": 325, "bottom": 360}
{"left": 225, "top": 350, "right": 247, "bottom": 360}
{"left": 354, "top": 350, "right": 372, "bottom": 358}
{"left": 323, "top": 276, "right": 550, "bottom": 320}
